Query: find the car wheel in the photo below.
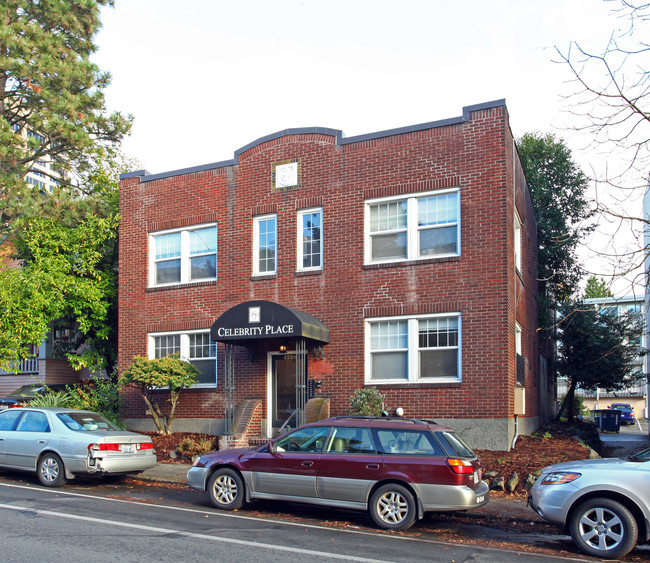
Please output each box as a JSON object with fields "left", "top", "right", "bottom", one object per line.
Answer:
{"left": 569, "top": 497, "right": 638, "bottom": 559}
{"left": 207, "top": 468, "right": 245, "bottom": 510}
{"left": 369, "top": 484, "right": 417, "bottom": 530}
{"left": 37, "top": 453, "right": 67, "bottom": 487}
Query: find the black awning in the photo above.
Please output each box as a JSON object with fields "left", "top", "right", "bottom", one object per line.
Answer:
{"left": 210, "top": 300, "right": 330, "bottom": 344}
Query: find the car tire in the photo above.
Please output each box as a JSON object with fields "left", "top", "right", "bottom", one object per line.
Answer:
{"left": 369, "top": 483, "right": 417, "bottom": 530}
{"left": 37, "top": 452, "right": 67, "bottom": 487}
{"left": 569, "top": 497, "right": 638, "bottom": 559}
{"left": 207, "top": 468, "right": 245, "bottom": 510}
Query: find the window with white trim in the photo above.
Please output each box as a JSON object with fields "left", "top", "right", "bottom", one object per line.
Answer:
{"left": 366, "top": 313, "right": 461, "bottom": 383}
{"left": 365, "top": 189, "right": 459, "bottom": 264}
{"left": 297, "top": 208, "right": 323, "bottom": 271}
{"left": 149, "top": 224, "right": 217, "bottom": 287}
{"left": 149, "top": 330, "right": 217, "bottom": 385}
{"left": 514, "top": 212, "right": 522, "bottom": 272}
{"left": 253, "top": 214, "right": 277, "bottom": 275}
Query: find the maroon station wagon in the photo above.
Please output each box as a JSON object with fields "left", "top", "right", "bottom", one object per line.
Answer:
{"left": 187, "top": 416, "right": 489, "bottom": 530}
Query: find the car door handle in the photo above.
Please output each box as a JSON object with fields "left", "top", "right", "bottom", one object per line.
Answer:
{"left": 301, "top": 461, "right": 313, "bottom": 467}
{"left": 38, "top": 440, "right": 46, "bottom": 444}
{"left": 366, "top": 464, "right": 380, "bottom": 470}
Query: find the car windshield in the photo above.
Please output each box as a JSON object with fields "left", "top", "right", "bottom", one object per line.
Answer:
{"left": 6, "top": 385, "right": 39, "bottom": 397}
{"left": 627, "top": 447, "right": 650, "bottom": 462}
{"left": 57, "top": 412, "right": 120, "bottom": 432}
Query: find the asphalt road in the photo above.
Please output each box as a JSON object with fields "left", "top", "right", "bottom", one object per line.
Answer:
{"left": 0, "top": 476, "right": 582, "bottom": 563}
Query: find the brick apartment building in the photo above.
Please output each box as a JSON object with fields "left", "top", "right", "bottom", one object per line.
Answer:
{"left": 118, "top": 99, "right": 550, "bottom": 451}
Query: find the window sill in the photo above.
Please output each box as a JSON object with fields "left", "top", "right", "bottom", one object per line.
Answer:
{"left": 365, "top": 380, "right": 462, "bottom": 389}
{"left": 363, "top": 255, "right": 460, "bottom": 270}
{"left": 294, "top": 269, "right": 323, "bottom": 277}
{"left": 250, "top": 274, "right": 277, "bottom": 281}
{"left": 146, "top": 280, "right": 217, "bottom": 293}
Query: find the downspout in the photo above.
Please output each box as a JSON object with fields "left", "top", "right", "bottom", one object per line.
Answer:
{"left": 511, "top": 138, "right": 519, "bottom": 452}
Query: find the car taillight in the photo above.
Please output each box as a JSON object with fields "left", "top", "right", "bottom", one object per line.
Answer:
{"left": 447, "top": 458, "right": 474, "bottom": 474}
{"left": 89, "top": 443, "right": 120, "bottom": 451}
{"left": 88, "top": 442, "right": 153, "bottom": 451}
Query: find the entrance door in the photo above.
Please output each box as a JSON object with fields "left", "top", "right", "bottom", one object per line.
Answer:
{"left": 272, "top": 354, "right": 298, "bottom": 429}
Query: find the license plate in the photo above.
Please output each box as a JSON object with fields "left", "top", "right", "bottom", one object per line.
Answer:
{"left": 121, "top": 444, "right": 135, "bottom": 453}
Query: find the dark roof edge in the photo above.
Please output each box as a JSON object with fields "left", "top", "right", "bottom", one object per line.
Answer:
{"left": 120, "top": 100, "right": 506, "bottom": 183}
{"left": 340, "top": 99, "right": 507, "bottom": 145}
{"left": 234, "top": 127, "right": 344, "bottom": 163}
{"left": 120, "top": 160, "right": 235, "bottom": 183}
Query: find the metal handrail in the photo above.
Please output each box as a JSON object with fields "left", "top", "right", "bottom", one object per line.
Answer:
{"left": 277, "top": 409, "right": 297, "bottom": 435}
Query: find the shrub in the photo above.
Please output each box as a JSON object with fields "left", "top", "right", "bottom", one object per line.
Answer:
{"left": 177, "top": 436, "right": 218, "bottom": 458}
{"left": 348, "top": 387, "right": 387, "bottom": 417}
{"left": 28, "top": 390, "right": 73, "bottom": 408}
{"left": 66, "top": 374, "right": 123, "bottom": 427}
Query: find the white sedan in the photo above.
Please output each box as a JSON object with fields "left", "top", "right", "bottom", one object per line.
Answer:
{"left": 0, "top": 407, "right": 156, "bottom": 486}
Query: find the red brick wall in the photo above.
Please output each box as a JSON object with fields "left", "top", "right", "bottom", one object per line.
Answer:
{"left": 118, "top": 103, "right": 541, "bottom": 426}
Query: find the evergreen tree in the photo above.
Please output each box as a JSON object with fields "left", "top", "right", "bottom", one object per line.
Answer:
{"left": 583, "top": 275, "right": 614, "bottom": 299}
{"left": 556, "top": 300, "right": 642, "bottom": 421}
{"left": 0, "top": 0, "right": 132, "bottom": 234}
{"left": 517, "top": 132, "right": 594, "bottom": 326}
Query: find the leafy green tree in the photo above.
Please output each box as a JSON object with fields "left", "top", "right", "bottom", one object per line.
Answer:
{"left": 583, "top": 275, "right": 614, "bottom": 299}
{"left": 556, "top": 300, "right": 642, "bottom": 421}
{"left": 0, "top": 0, "right": 132, "bottom": 233}
{"left": 517, "top": 133, "right": 594, "bottom": 326}
{"left": 0, "top": 154, "right": 132, "bottom": 376}
{"left": 0, "top": 211, "right": 118, "bottom": 371}
{"left": 120, "top": 355, "right": 200, "bottom": 435}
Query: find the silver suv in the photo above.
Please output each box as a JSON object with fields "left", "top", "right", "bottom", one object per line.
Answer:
{"left": 528, "top": 446, "right": 650, "bottom": 558}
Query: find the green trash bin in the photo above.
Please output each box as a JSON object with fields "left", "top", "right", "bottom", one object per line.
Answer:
{"left": 594, "top": 409, "right": 621, "bottom": 432}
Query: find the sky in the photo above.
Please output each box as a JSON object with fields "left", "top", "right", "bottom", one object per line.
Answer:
{"left": 92, "top": 0, "right": 643, "bottom": 294}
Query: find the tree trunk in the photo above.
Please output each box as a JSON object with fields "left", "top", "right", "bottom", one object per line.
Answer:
{"left": 556, "top": 379, "right": 577, "bottom": 422}
{"left": 140, "top": 393, "right": 165, "bottom": 434}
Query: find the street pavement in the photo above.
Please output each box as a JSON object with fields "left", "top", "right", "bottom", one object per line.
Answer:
{"left": 132, "top": 459, "right": 537, "bottom": 530}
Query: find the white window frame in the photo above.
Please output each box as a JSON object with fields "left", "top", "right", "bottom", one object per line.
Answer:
{"left": 365, "top": 313, "right": 462, "bottom": 384}
{"left": 147, "top": 329, "right": 217, "bottom": 387}
{"left": 297, "top": 207, "right": 323, "bottom": 272}
{"left": 253, "top": 214, "right": 277, "bottom": 275}
{"left": 514, "top": 211, "right": 522, "bottom": 273}
{"left": 515, "top": 322, "right": 522, "bottom": 356}
{"left": 148, "top": 223, "right": 217, "bottom": 288}
{"left": 364, "top": 188, "right": 460, "bottom": 265}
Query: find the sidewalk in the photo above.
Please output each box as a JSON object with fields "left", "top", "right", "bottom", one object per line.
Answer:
{"left": 136, "top": 462, "right": 189, "bottom": 484}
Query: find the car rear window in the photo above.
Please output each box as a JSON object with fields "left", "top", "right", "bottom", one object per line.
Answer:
{"left": 373, "top": 429, "right": 445, "bottom": 456}
{"left": 57, "top": 412, "right": 119, "bottom": 431}
{"left": 437, "top": 431, "right": 475, "bottom": 458}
